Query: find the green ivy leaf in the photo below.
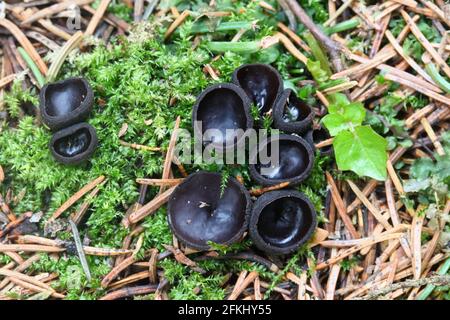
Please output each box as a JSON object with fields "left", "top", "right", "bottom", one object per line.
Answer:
{"left": 322, "top": 101, "right": 366, "bottom": 136}
{"left": 333, "top": 126, "right": 388, "bottom": 181}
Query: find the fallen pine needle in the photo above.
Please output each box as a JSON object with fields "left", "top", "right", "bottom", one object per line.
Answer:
{"left": 128, "top": 186, "right": 177, "bottom": 225}
{"left": 136, "top": 178, "right": 184, "bottom": 187}
{"left": 50, "top": 175, "right": 105, "bottom": 220}
{"left": 250, "top": 181, "right": 290, "bottom": 196}
{"left": 47, "top": 31, "right": 84, "bottom": 82}
{"left": 316, "top": 232, "right": 405, "bottom": 270}
{"left": 119, "top": 140, "right": 161, "bottom": 152}
{"left": 164, "top": 10, "right": 190, "bottom": 40}
{"left": 85, "top": 0, "right": 112, "bottom": 37}
{"left": 0, "top": 18, "right": 48, "bottom": 75}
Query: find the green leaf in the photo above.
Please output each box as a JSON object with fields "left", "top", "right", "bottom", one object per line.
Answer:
{"left": 306, "top": 59, "right": 328, "bottom": 84}
{"left": 403, "top": 179, "right": 431, "bottom": 193}
{"left": 333, "top": 126, "right": 388, "bottom": 180}
{"left": 322, "top": 101, "right": 366, "bottom": 136}
{"left": 410, "top": 158, "right": 435, "bottom": 180}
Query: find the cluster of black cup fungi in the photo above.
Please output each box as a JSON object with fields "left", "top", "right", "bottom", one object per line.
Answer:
{"left": 39, "top": 78, "right": 98, "bottom": 165}
{"left": 168, "top": 63, "right": 332, "bottom": 255}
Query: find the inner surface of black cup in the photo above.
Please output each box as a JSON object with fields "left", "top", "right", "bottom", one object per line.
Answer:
{"left": 50, "top": 122, "right": 98, "bottom": 165}
{"left": 40, "top": 78, "right": 93, "bottom": 131}
{"left": 232, "top": 64, "right": 282, "bottom": 114}
{"left": 281, "top": 91, "right": 311, "bottom": 123}
{"left": 256, "top": 139, "right": 308, "bottom": 180}
{"left": 250, "top": 134, "right": 314, "bottom": 186}
{"left": 45, "top": 79, "right": 87, "bottom": 117}
{"left": 258, "top": 197, "right": 312, "bottom": 247}
{"left": 313, "top": 126, "right": 329, "bottom": 144}
{"left": 168, "top": 171, "right": 250, "bottom": 250}
{"left": 249, "top": 190, "right": 317, "bottom": 254}
{"left": 54, "top": 127, "right": 91, "bottom": 157}
{"left": 273, "top": 89, "right": 314, "bottom": 134}
{"left": 193, "top": 84, "right": 252, "bottom": 148}
{"left": 304, "top": 125, "right": 333, "bottom": 155}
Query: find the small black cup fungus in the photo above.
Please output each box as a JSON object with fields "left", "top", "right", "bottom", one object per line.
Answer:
{"left": 273, "top": 89, "right": 314, "bottom": 134}
{"left": 249, "top": 134, "right": 314, "bottom": 186}
{"left": 249, "top": 190, "right": 317, "bottom": 255}
{"left": 40, "top": 77, "right": 94, "bottom": 131}
{"left": 232, "top": 64, "right": 283, "bottom": 114}
{"left": 192, "top": 83, "right": 253, "bottom": 149}
{"left": 167, "top": 171, "right": 251, "bottom": 250}
{"left": 303, "top": 125, "right": 333, "bottom": 156}
{"left": 49, "top": 122, "right": 98, "bottom": 165}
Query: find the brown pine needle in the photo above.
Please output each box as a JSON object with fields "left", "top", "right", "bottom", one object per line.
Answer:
{"left": 128, "top": 186, "right": 176, "bottom": 225}
{"left": 99, "top": 284, "right": 157, "bottom": 300}
{"left": 277, "top": 22, "right": 311, "bottom": 52}
{"left": 325, "top": 172, "right": 360, "bottom": 239}
{"left": 136, "top": 178, "right": 184, "bottom": 187}
{"left": 405, "top": 104, "right": 435, "bottom": 128}
{"left": 0, "top": 74, "right": 17, "bottom": 89}
{"left": 347, "top": 180, "right": 392, "bottom": 230}
{"left": 85, "top": 0, "right": 112, "bottom": 36}
{"left": 159, "top": 116, "right": 181, "bottom": 194}
{"left": 228, "top": 271, "right": 258, "bottom": 300}
{"left": 315, "top": 138, "right": 334, "bottom": 148}
{"left": 274, "top": 32, "right": 308, "bottom": 64}
{"left": 164, "top": 10, "right": 190, "bottom": 40}
{"left": 401, "top": 9, "right": 450, "bottom": 78}
{"left": 316, "top": 232, "right": 405, "bottom": 270}
{"left": 420, "top": 117, "right": 445, "bottom": 156}
{"left": 50, "top": 175, "right": 105, "bottom": 220}
{"left": 384, "top": 30, "right": 434, "bottom": 84}
{"left": 250, "top": 181, "right": 290, "bottom": 196}
{"left": 411, "top": 214, "right": 424, "bottom": 280}
{"left": 0, "top": 18, "right": 48, "bottom": 75}
{"left": 101, "top": 255, "right": 137, "bottom": 288}
{"left": 119, "top": 140, "right": 161, "bottom": 152}
{"left": 21, "top": 0, "right": 94, "bottom": 25}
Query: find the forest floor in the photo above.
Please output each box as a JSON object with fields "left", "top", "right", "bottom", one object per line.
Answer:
{"left": 0, "top": 0, "right": 449, "bottom": 300}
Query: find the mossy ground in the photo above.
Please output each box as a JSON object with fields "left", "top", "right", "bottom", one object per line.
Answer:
{"left": 0, "top": 0, "right": 335, "bottom": 299}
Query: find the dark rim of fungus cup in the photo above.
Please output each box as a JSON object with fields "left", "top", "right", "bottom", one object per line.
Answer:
{"left": 249, "top": 134, "right": 314, "bottom": 186}
{"left": 192, "top": 83, "right": 253, "bottom": 151}
{"left": 232, "top": 63, "right": 283, "bottom": 114}
{"left": 272, "top": 88, "right": 314, "bottom": 134}
{"left": 167, "top": 171, "right": 252, "bottom": 251}
{"left": 49, "top": 122, "right": 98, "bottom": 165}
{"left": 249, "top": 190, "right": 317, "bottom": 255}
{"left": 40, "top": 77, "right": 94, "bottom": 131}
{"left": 303, "top": 125, "right": 333, "bottom": 156}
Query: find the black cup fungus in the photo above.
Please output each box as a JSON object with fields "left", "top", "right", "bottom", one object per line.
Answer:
{"left": 249, "top": 190, "right": 317, "bottom": 255}
{"left": 192, "top": 83, "right": 253, "bottom": 150}
{"left": 50, "top": 122, "right": 98, "bottom": 165}
{"left": 303, "top": 125, "right": 333, "bottom": 156}
{"left": 249, "top": 134, "right": 314, "bottom": 186}
{"left": 273, "top": 89, "right": 314, "bottom": 134}
{"left": 167, "top": 171, "right": 251, "bottom": 250}
{"left": 232, "top": 63, "right": 283, "bottom": 114}
{"left": 40, "top": 77, "right": 93, "bottom": 131}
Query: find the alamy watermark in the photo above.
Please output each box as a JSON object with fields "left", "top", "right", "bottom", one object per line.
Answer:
{"left": 173, "top": 122, "right": 280, "bottom": 176}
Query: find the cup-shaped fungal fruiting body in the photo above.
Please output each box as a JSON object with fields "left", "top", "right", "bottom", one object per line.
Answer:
{"left": 249, "top": 134, "right": 314, "bottom": 186}
{"left": 232, "top": 64, "right": 283, "bottom": 115}
{"left": 40, "top": 77, "right": 93, "bottom": 131}
{"left": 192, "top": 83, "right": 253, "bottom": 150}
{"left": 249, "top": 190, "right": 317, "bottom": 255}
{"left": 49, "top": 122, "right": 98, "bottom": 165}
{"left": 167, "top": 171, "right": 251, "bottom": 251}
{"left": 303, "top": 125, "right": 333, "bottom": 156}
{"left": 273, "top": 89, "right": 314, "bottom": 134}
